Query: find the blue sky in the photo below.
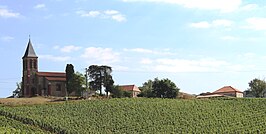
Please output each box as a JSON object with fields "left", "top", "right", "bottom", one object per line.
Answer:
{"left": 1, "top": 0, "right": 266, "bottom": 98}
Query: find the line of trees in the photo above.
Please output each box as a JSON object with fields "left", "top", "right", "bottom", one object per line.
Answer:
{"left": 65, "top": 64, "right": 181, "bottom": 99}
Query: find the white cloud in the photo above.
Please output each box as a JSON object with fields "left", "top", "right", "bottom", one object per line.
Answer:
{"left": 212, "top": 20, "right": 233, "bottom": 27}
{"left": 34, "top": 4, "right": 46, "bottom": 10}
{"left": 111, "top": 14, "right": 127, "bottom": 22}
{"left": 81, "top": 47, "right": 119, "bottom": 64}
{"left": 124, "top": 48, "right": 153, "bottom": 53}
{"left": 39, "top": 55, "right": 71, "bottom": 62}
{"left": 190, "top": 21, "right": 210, "bottom": 28}
{"left": 0, "top": 7, "right": 20, "bottom": 18}
{"left": 144, "top": 57, "right": 253, "bottom": 73}
{"left": 60, "top": 45, "right": 82, "bottom": 53}
{"left": 140, "top": 58, "right": 153, "bottom": 64}
{"left": 245, "top": 17, "right": 266, "bottom": 30}
{"left": 112, "top": 65, "right": 129, "bottom": 71}
{"left": 104, "top": 10, "right": 119, "bottom": 15}
{"left": 76, "top": 10, "right": 100, "bottom": 17}
{"left": 123, "top": 48, "right": 175, "bottom": 55}
{"left": 0, "top": 36, "right": 14, "bottom": 42}
{"left": 240, "top": 4, "right": 259, "bottom": 11}
{"left": 122, "top": 0, "right": 242, "bottom": 13}
{"left": 221, "top": 36, "right": 239, "bottom": 41}
{"left": 76, "top": 10, "right": 126, "bottom": 22}
{"left": 190, "top": 19, "right": 233, "bottom": 29}
{"left": 149, "top": 58, "right": 229, "bottom": 73}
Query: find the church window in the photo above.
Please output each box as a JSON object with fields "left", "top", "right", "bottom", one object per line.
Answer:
{"left": 30, "top": 59, "right": 33, "bottom": 69}
{"left": 56, "top": 84, "right": 61, "bottom": 91}
{"left": 25, "top": 60, "right": 28, "bottom": 69}
{"left": 34, "top": 60, "right": 37, "bottom": 69}
{"left": 23, "top": 60, "right": 26, "bottom": 69}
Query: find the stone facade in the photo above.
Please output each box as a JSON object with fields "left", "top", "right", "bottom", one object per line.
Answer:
{"left": 22, "top": 39, "right": 66, "bottom": 97}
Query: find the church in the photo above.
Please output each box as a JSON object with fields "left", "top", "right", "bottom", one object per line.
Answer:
{"left": 22, "top": 39, "right": 67, "bottom": 97}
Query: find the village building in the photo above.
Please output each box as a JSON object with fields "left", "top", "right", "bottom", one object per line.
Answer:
{"left": 197, "top": 86, "right": 243, "bottom": 98}
{"left": 22, "top": 39, "right": 67, "bottom": 97}
{"left": 118, "top": 85, "right": 141, "bottom": 97}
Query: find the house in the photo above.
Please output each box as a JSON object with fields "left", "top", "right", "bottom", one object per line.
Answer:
{"left": 197, "top": 86, "right": 243, "bottom": 98}
{"left": 118, "top": 85, "right": 141, "bottom": 97}
{"left": 22, "top": 38, "right": 67, "bottom": 97}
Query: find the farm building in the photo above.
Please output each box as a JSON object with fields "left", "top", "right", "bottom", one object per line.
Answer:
{"left": 197, "top": 86, "right": 243, "bottom": 98}
{"left": 118, "top": 85, "right": 141, "bottom": 97}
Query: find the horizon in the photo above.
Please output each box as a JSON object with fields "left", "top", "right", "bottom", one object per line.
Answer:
{"left": 1, "top": 0, "right": 266, "bottom": 98}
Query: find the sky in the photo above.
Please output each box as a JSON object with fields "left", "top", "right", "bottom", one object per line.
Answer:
{"left": 1, "top": 0, "right": 266, "bottom": 98}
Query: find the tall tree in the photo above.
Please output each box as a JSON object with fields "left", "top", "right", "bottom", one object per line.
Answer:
{"left": 248, "top": 78, "right": 266, "bottom": 98}
{"left": 87, "top": 65, "right": 114, "bottom": 95}
{"left": 101, "top": 65, "right": 114, "bottom": 96}
{"left": 139, "top": 78, "right": 180, "bottom": 98}
{"left": 138, "top": 79, "right": 156, "bottom": 97}
{"left": 65, "top": 64, "right": 74, "bottom": 95}
{"left": 72, "top": 72, "right": 86, "bottom": 96}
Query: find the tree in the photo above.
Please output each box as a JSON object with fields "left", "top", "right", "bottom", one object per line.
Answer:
{"left": 110, "top": 85, "right": 132, "bottom": 98}
{"left": 110, "top": 85, "right": 123, "bottom": 98}
{"left": 138, "top": 79, "right": 155, "bottom": 97}
{"left": 139, "top": 78, "right": 180, "bottom": 98}
{"left": 65, "top": 64, "right": 75, "bottom": 95}
{"left": 152, "top": 78, "right": 179, "bottom": 98}
{"left": 248, "top": 78, "right": 266, "bottom": 98}
{"left": 87, "top": 65, "right": 114, "bottom": 96}
{"left": 72, "top": 72, "right": 86, "bottom": 96}
{"left": 12, "top": 82, "right": 22, "bottom": 98}
{"left": 102, "top": 65, "right": 114, "bottom": 96}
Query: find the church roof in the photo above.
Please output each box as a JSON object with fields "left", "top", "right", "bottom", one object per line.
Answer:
{"left": 37, "top": 72, "right": 66, "bottom": 77}
{"left": 45, "top": 77, "right": 66, "bottom": 81}
{"left": 23, "top": 39, "right": 38, "bottom": 58}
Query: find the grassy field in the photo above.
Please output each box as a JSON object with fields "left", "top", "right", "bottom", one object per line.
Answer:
{"left": 0, "top": 97, "right": 266, "bottom": 133}
{"left": 0, "top": 97, "right": 56, "bottom": 106}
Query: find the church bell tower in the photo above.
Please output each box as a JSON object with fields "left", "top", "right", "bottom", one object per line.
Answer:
{"left": 22, "top": 38, "right": 38, "bottom": 97}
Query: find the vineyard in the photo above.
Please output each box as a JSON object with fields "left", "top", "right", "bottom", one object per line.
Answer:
{"left": 0, "top": 98, "right": 266, "bottom": 133}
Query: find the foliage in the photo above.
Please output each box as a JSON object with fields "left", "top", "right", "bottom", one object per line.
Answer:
{"left": 72, "top": 72, "right": 86, "bottom": 96}
{"left": 139, "top": 78, "right": 180, "bottom": 98}
{"left": 248, "top": 78, "right": 266, "bottom": 98}
{"left": 138, "top": 79, "right": 154, "bottom": 97}
{"left": 0, "top": 115, "right": 49, "bottom": 133}
{"left": 11, "top": 82, "right": 22, "bottom": 98}
{"left": 1, "top": 98, "right": 266, "bottom": 133}
{"left": 110, "top": 85, "right": 132, "bottom": 98}
{"left": 87, "top": 65, "right": 114, "bottom": 95}
{"left": 65, "top": 64, "right": 75, "bottom": 95}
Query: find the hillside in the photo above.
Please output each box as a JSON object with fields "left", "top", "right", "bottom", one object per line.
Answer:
{"left": 0, "top": 98, "right": 266, "bottom": 133}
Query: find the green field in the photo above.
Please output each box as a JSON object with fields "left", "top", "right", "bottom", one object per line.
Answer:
{"left": 0, "top": 98, "right": 266, "bottom": 133}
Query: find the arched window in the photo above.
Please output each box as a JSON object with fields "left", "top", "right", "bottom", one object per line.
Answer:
{"left": 25, "top": 60, "right": 28, "bottom": 69}
{"left": 30, "top": 59, "right": 33, "bottom": 69}
{"left": 23, "top": 60, "right": 26, "bottom": 69}
{"left": 34, "top": 60, "right": 37, "bottom": 69}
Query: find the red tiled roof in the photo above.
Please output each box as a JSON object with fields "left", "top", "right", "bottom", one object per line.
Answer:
{"left": 119, "top": 85, "right": 141, "bottom": 92}
{"left": 213, "top": 86, "right": 243, "bottom": 93}
{"left": 45, "top": 77, "right": 66, "bottom": 81}
{"left": 37, "top": 72, "right": 66, "bottom": 77}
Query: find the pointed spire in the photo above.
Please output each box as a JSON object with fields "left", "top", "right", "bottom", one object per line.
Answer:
{"left": 23, "top": 36, "right": 38, "bottom": 58}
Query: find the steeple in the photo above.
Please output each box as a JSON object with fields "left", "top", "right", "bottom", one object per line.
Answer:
{"left": 22, "top": 37, "right": 37, "bottom": 58}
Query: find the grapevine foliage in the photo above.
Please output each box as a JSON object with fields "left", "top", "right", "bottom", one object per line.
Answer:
{"left": 0, "top": 98, "right": 266, "bottom": 133}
